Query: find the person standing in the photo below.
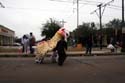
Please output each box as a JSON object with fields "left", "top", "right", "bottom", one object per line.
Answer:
{"left": 85, "top": 34, "right": 93, "bottom": 55}
{"left": 21, "top": 35, "right": 29, "bottom": 53}
{"left": 56, "top": 37, "right": 67, "bottom": 66}
{"left": 29, "top": 32, "right": 36, "bottom": 54}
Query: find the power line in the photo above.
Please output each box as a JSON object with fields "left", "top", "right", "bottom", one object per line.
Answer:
{"left": 110, "top": 4, "right": 122, "bottom": 8}
{"left": 90, "top": 0, "right": 114, "bottom": 50}
{"left": 108, "top": 6, "right": 122, "bottom": 10}
{"left": 82, "top": 0, "right": 102, "bottom": 4}
{"left": 90, "top": 0, "right": 114, "bottom": 15}
{"left": 50, "top": 0, "right": 99, "bottom": 5}
{"left": 50, "top": 0, "right": 73, "bottom": 3}
{"left": 53, "top": 0, "right": 121, "bottom": 29}
{"left": 0, "top": 2, "right": 5, "bottom": 8}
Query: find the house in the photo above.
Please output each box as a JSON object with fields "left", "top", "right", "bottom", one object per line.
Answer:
{"left": 0, "top": 25, "right": 15, "bottom": 46}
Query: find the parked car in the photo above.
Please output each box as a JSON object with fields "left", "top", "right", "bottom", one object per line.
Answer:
{"left": 13, "top": 43, "right": 21, "bottom": 46}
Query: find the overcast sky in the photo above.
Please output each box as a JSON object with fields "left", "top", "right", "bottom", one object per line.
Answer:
{"left": 0, "top": 0, "right": 123, "bottom": 40}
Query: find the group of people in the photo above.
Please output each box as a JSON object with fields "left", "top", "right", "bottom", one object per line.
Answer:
{"left": 21, "top": 32, "right": 36, "bottom": 54}
{"left": 84, "top": 35, "right": 121, "bottom": 54}
{"left": 21, "top": 32, "right": 67, "bottom": 66}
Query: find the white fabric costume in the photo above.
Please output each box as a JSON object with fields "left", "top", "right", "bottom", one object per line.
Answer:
{"left": 35, "top": 28, "right": 69, "bottom": 63}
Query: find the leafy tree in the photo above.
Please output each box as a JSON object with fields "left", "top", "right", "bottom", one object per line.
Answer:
{"left": 72, "top": 22, "right": 97, "bottom": 44}
{"left": 41, "top": 18, "right": 61, "bottom": 39}
{"left": 104, "top": 18, "right": 122, "bottom": 42}
{"left": 105, "top": 18, "right": 122, "bottom": 29}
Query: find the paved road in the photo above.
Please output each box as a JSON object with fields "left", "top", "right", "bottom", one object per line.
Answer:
{"left": 0, "top": 56, "right": 125, "bottom": 83}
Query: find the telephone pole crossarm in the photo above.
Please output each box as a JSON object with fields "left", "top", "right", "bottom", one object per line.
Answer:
{"left": 0, "top": 2, "right": 5, "bottom": 8}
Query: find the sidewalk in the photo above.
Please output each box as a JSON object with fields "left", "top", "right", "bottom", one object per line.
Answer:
{"left": 0, "top": 49, "right": 124, "bottom": 57}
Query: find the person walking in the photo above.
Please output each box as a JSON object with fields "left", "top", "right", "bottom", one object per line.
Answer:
{"left": 56, "top": 37, "right": 67, "bottom": 66}
{"left": 29, "top": 32, "right": 36, "bottom": 54}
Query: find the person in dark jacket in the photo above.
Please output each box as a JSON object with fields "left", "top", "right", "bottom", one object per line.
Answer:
{"left": 85, "top": 34, "right": 93, "bottom": 55}
{"left": 29, "top": 32, "right": 36, "bottom": 54}
{"left": 56, "top": 37, "right": 67, "bottom": 66}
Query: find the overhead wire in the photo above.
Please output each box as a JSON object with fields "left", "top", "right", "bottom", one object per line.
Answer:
{"left": 107, "top": 6, "right": 122, "bottom": 10}
{"left": 1, "top": 0, "right": 121, "bottom": 11}
{"left": 49, "top": 0, "right": 123, "bottom": 22}
{"left": 0, "top": 0, "right": 122, "bottom": 18}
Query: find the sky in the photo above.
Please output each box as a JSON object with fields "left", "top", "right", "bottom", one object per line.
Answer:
{"left": 0, "top": 0, "right": 123, "bottom": 40}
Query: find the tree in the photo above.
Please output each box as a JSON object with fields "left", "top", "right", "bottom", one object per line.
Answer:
{"left": 72, "top": 22, "right": 97, "bottom": 44}
{"left": 41, "top": 18, "right": 61, "bottom": 39}
{"left": 104, "top": 18, "right": 122, "bottom": 42}
{"left": 105, "top": 19, "right": 122, "bottom": 29}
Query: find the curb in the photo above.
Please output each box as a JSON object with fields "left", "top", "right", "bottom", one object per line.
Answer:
{"left": 0, "top": 52, "right": 125, "bottom": 57}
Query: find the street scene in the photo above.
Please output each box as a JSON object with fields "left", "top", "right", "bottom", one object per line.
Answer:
{"left": 0, "top": 0, "right": 125, "bottom": 83}
{"left": 0, "top": 56, "right": 125, "bottom": 83}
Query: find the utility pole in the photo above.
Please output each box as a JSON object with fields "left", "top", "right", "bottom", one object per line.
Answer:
{"left": 77, "top": 0, "right": 79, "bottom": 28}
{"left": 91, "top": 3, "right": 103, "bottom": 50}
{"left": 122, "top": 0, "right": 124, "bottom": 22}
{"left": 90, "top": 0, "right": 114, "bottom": 50}
{"left": 121, "top": 0, "right": 125, "bottom": 52}
{"left": 73, "top": 0, "right": 79, "bottom": 28}
{"left": 97, "top": 4, "right": 103, "bottom": 49}
{"left": 97, "top": 4, "right": 102, "bottom": 32}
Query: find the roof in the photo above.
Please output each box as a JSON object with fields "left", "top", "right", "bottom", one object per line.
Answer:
{"left": 0, "top": 25, "right": 15, "bottom": 32}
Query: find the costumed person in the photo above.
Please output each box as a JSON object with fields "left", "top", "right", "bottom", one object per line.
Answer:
{"left": 51, "top": 47, "right": 58, "bottom": 63}
{"left": 35, "top": 27, "right": 69, "bottom": 64}
{"left": 56, "top": 36, "right": 67, "bottom": 66}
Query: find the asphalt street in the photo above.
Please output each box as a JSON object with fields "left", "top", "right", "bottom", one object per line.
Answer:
{"left": 0, "top": 55, "right": 125, "bottom": 83}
